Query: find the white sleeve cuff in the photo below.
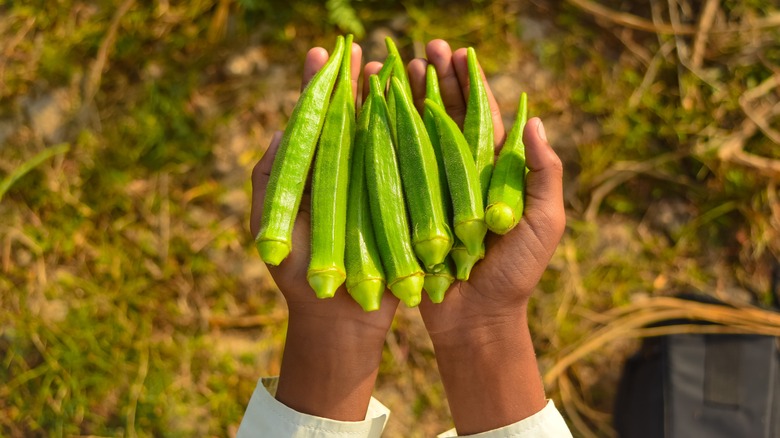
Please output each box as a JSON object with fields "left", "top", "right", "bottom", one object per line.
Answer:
{"left": 437, "top": 400, "right": 572, "bottom": 438}
{"left": 236, "top": 377, "right": 390, "bottom": 438}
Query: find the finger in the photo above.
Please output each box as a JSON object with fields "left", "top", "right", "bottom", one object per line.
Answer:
{"left": 451, "top": 48, "right": 506, "bottom": 149}
{"left": 426, "top": 39, "right": 467, "bottom": 126}
{"left": 250, "top": 131, "right": 284, "bottom": 237}
{"left": 407, "top": 57, "right": 428, "bottom": 115}
{"left": 302, "top": 47, "right": 329, "bottom": 91}
{"left": 521, "top": 118, "right": 566, "bottom": 244}
{"left": 362, "top": 61, "right": 383, "bottom": 103}
{"left": 350, "top": 42, "right": 362, "bottom": 105}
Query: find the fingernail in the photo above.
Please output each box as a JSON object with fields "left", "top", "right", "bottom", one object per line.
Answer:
{"left": 536, "top": 119, "right": 548, "bottom": 143}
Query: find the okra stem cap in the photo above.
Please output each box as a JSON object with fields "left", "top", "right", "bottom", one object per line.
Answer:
{"left": 423, "top": 275, "right": 453, "bottom": 303}
{"left": 414, "top": 236, "right": 452, "bottom": 271}
{"left": 348, "top": 278, "right": 385, "bottom": 312}
{"left": 307, "top": 269, "right": 346, "bottom": 299}
{"left": 485, "top": 202, "right": 517, "bottom": 235}
{"left": 454, "top": 219, "right": 487, "bottom": 257}
{"left": 389, "top": 273, "right": 424, "bottom": 308}
{"left": 257, "top": 240, "right": 291, "bottom": 266}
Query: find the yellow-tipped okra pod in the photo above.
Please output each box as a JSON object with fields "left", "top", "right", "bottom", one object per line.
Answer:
{"left": 307, "top": 35, "right": 354, "bottom": 298}
{"left": 486, "top": 92, "right": 528, "bottom": 235}
{"left": 256, "top": 36, "right": 345, "bottom": 265}
{"left": 366, "top": 75, "right": 424, "bottom": 307}
{"left": 424, "top": 99, "right": 487, "bottom": 259}
{"left": 345, "top": 86, "right": 386, "bottom": 311}
{"left": 390, "top": 77, "right": 453, "bottom": 270}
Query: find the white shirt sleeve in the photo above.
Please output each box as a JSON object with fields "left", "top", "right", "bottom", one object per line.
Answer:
{"left": 436, "top": 400, "right": 572, "bottom": 438}
{"left": 236, "top": 377, "right": 390, "bottom": 438}
{"left": 237, "top": 377, "right": 571, "bottom": 438}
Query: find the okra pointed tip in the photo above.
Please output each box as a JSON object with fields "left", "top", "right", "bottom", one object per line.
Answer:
{"left": 256, "top": 239, "right": 291, "bottom": 266}
{"left": 423, "top": 275, "right": 452, "bottom": 303}
{"left": 485, "top": 202, "right": 517, "bottom": 235}
{"left": 389, "top": 274, "right": 424, "bottom": 308}
{"left": 348, "top": 279, "right": 385, "bottom": 312}
{"left": 308, "top": 269, "right": 346, "bottom": 299}
{"left": 414, "top": 236, "right": 453, "bottom": 271}
{"left": 454, "top": 219, "right": 487, "bottom": 256}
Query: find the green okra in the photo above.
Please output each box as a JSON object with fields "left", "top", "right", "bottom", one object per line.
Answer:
{"left": 307, "top": 35, "right": 355, "bottom": 299}
{"left": 423, "top": 64, "right": 452, "bottom": 222}
{"left": 384, "top": 37, "right": 413, "bottom": 138}
{"left": 424, "top": 99, "right": 487, "bottom": 259}
{"left": 366, "top": 75, "right": 424, "bottom": 308}
{"left": 423, "top": 64, "right": 479, "bottom": 280}
{"left": 377, "top": 53, "right": 397, "bottom": 90}
{"left": 486, "top": 92, "right": 528, "bottom": 235}
{"left": 384, "top": 37, "right": 414, "bottom": 99}
{"left": 345, "top": 86, "right": 386, "bottom": 312}
{"left": 463, "top": 47, "right": 494, "bottom": 204}
{"left": 256, "top": 36, "right": 345, "bottom": 265}
{"left": 423, "top": 256, "right": 455, "bottom": 303}
{"left": 390, "top": 76, "right": 453, "bottom": 270}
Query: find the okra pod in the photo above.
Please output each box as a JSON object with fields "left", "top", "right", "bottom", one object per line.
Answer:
{"left": 424, "top": 99, "right": 487, "bottom": 258}
{"left": 423, "top": 64, "right": 478, "bottom": 279}
{"left": 486, "top": 92, "right": 528, "bottom": 235}
{"left": 423, "top": 63, "right": 452, "bottom": 222}
{"left": 256, "top": 36, "right": 345, "bottom": 265}
{"left": 307, "top": 35, "right": 354, "bottom": 298}
{"left": 463, "top": 47, "right": 494, "bottom": 203}
{"left": 390, "top": 77, "right": 453, "bottom": 270}
{"left": 345, "top": 86, "right": 386, "bottom": 311}
{"left": 366, "top": 75, "right": 424, "bottom": 308}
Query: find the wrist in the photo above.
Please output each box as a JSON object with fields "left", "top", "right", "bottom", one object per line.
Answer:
{"left": 427, "top": 306, "right": 546, "bottom": 435}
{"left": 275, "top": 305, "right": 387, "bottom": 421}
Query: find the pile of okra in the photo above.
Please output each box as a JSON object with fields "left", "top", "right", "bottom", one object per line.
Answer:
{"left": 256, "top": 35, "right": 529, "bottom": 311}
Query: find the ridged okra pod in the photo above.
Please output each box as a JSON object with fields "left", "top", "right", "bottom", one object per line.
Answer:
{"left": 366, "top": 75, "right": 424, "bottom": 307}
{"left": 256, "top": 36, "right": 345, "bottom": 265}
{"left": 423, "top": 64, "right": 452, "bottom": 223}
{"left": 307, "top": 35, "right": 354, "bottom": 298}
{"left": 424, "top": 99, "right": 487, "bottom": 259}
{"left": 463, "top": 47, "right": 494, "bottom": 203}
{"left": 345, "top": 87, "right": 386, "bottom": 311}
{"left": 390, "top": 77, "right": 453, "bottom": 270}
{"left": 424, "top": 256, "right": 455, "bottom": 303}
{"left": 423, "top": 64, "right": 479, "bottom": 279}
{"left": 486, "top": 92, "right": 528, "bottom": 235}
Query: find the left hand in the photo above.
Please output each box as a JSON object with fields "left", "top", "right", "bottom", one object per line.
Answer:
{"left": 249, "top": 43, "right": 398, "bottom": 421}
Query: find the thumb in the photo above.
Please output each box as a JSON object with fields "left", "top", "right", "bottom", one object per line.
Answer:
{"left": 521, "top": 118, "right": 566, "bottom": 247}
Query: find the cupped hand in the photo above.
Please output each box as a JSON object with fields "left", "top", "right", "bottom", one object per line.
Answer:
{"left": 407, "top": 39, "right": 566, "bottom": 336}
{"left": 249, "top": 44, "right": 398, "bottom": 334}
{"left": 248, "top": 43, "right": 401, "bottom": 421}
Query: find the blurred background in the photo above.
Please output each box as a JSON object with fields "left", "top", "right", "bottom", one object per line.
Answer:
{"left": 1, "top": 0, "right": 779, "bottom": 436}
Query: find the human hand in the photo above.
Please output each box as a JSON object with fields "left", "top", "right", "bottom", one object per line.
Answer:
{"left": 249, "top": 43, "right": 398, "bottom": 421}
{"left": 407, "top": 40, "right": 566, "bottom": 434}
